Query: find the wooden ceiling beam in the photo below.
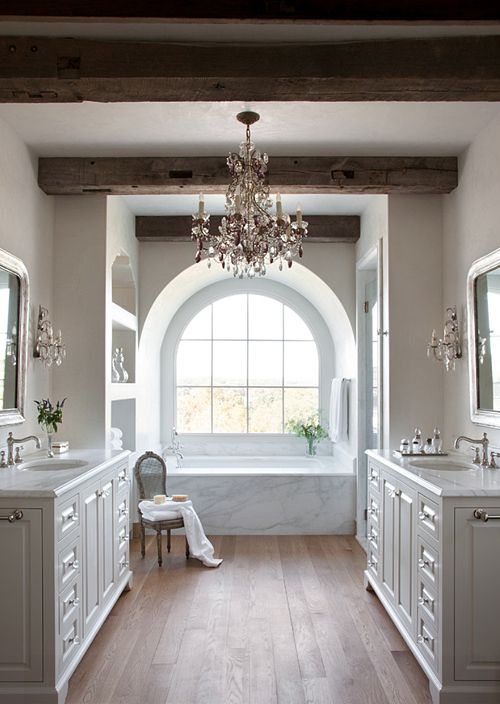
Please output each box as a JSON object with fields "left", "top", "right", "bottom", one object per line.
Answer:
{"left": 136, "top": 215, "right": 360, "bottom": 243}
{"left": 2, "top": 36, "right": 500, "bottom": 102}
{"left": 38, "top": 156, "right": 458, "bottom": 195}
{"left": 0, "top": 1, "right": 499, "bottom": 22}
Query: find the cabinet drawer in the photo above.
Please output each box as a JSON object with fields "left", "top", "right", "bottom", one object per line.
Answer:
{"left": 59, "top": 578, "right": 82, "bottom": 635}
{"left": 58, "top": 538, "right": 81, "bottom": 591}
{"left": 367, "top": 545, "right": 379, "bottom": 579}
{"left": 56, "top": 492, "right": 80, "bottom": 542}
{"left": 116, "top": 466, "right": 131, "bottom": 497}
{"left": 367, "top": 522, "right": 379, "bottom": 552}
{"left": 417, "top": 577, "right": 438, "bottom": 628}
{"left": 417, "top": 493, "right": 440, "bottom": 542}
{"left": 117, "top": 542, "right": 130, "bottom": 579}
{"left": 417, "top": 536, "right": 439, "bottom": 587}
{"left": 367, "top": 493, "right": 380, "bottom": 528}
{"left": 417, "top": 613, "right": 438, "bottom": 672}
{"left": 58, "top": 613, "right": 82, "bottom": 675}
{"left": 116, "top": 495, "right": 129, "bottom": 528}
{"left": 368, "top": 463, "right": 381, "bottom": 494}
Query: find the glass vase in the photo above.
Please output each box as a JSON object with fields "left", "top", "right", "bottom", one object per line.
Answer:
{"left": 306, "top": 437, "right": 317, "bottom": 456}
{"left": 42, "top": 423, "right": 56, "bottom": 457}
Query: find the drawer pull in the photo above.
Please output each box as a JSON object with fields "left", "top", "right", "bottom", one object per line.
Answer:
{"left": 368, "top": 534, "right": 377, "bottom": 544}
{"left": 418, "top": 558, "right": 431, "bottom": 568}
{"left": 368, "top": 507, "right": 378, "bottom": 516}
{"left": 118, "top": 474, "right": 130, "bottom": 483}
{"left": 367, "top": 560, "right": 377, "bottom": 568}
{"left": 0, "top": 509, "right": 23, "bottom": 522}
{"left": 67, "top": 634, "right": 80, "bottom": 645}
{"left": 388, "top": 488, "right": 401, "bottom": 498}
{"left": 119, "top": 507, "right": 129, "bottom": 516}
{"left": 418, "top": 510, "right": 433, "bottom": 521}
{"left": 119, "top": 534, "right": 129, "bottom": 543}
{"left": 65, "top": 511, "right": 79, "bottom": 522}
{"left": 68, "top": 559, "right": 79, "bottom": 570}
{"left": 417, "top": 634, "right": 432, "bottom": 644}
{"left": 120, "top": 559, "right": 129, "bottom": 568}
{"left": 98, "top": 490, "right": 110, "bottom": 498}
{"left": 418, "top": 596, "right": 431, "bottom": 605}
{"left": 68, "top": 596, "right": 80, "bottom": 607}
{"left": 473, "top": 508, "right": 500, "bottom": 522}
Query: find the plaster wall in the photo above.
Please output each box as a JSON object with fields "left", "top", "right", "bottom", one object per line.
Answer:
{"left": 443, "top": 112, "right": 500, "bottom": 449}
{"left": 0, "top": 116, "right": 54, "bottom": 447}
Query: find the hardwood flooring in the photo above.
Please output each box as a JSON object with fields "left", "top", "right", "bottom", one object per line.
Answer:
{"left": 66, "top": 535, "right": 432, "bottom": 704}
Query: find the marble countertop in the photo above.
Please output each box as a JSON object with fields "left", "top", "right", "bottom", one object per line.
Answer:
{"left": 367, "top": 449, "right": 500, "bottom": 497}
{"left": 0, "top": 448, "right": 130, "bottom": 499}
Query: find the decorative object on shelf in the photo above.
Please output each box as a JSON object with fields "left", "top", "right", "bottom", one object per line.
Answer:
{"left": 34, "top": 397, "right": 66, "bottom": 458}
{"left": 110, "top": 426, "right": 123, "bottom": 450}
{"left": 191, "top": 111, "right": 308, "bottom": 278}
{"left": 287, "top": 416, "right": 328, "bottom": 456}
{"left": 34, "top": 305, "right": 66, "bottom": 367}
{"left": 427, "top": 305, "right": 462, "bottom": 371}
{"left": 112, "top": 347, "right": 129, "bottom": 383}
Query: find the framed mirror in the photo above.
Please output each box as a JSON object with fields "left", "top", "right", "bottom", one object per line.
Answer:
{"left": 0, "top": 248, "right": 29, "bottom": 425}
{"left": 468, "top": 247, "right": 500, "bottom": 426}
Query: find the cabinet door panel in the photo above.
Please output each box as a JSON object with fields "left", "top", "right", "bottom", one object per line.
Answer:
{"left": 396, "top": 486, "right": 415, "bottom": 632}
{"left": 381, "top": 477, "right": 396, "bottom": 602}
{"left": 101, "top": 478, "right": 115, "bottom": 601}
{"left": 455, "top": 507, "right": 500, "bottom": 681}
{"left": 82, "top": 485, "right": 100, "bottom": 635}
{"left": 0, "top": 508, "right": 43, "bottom": 682}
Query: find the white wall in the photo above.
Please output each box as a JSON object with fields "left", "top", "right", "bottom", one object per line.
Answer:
{"left": 137, "top": 240, "right": 357, "bottom": 456}
{"left": 53, "top": 196, "right": 107, "bottom": 447}
{"left": 0, "top": 117, "right": 54, "bottom": 448}
{"left": 443, "top": 112, "right": 500, "bottom": 449}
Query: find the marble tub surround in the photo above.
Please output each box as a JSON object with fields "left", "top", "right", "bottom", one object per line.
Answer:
{"left": 166, "top": 473, "right": 355, "bottom": 535}
{"left": 0, "top": 448, "right": 130, "bottom": 497}
{"left": 168, "top": 454, "right": 347, "bottom": 475}
{"left": 367, "top": 448, "right": 500, "bottom": 496}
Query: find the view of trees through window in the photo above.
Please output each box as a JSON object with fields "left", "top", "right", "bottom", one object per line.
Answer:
{"left": 176, "top": 294, "right": 319, "bottom": 433}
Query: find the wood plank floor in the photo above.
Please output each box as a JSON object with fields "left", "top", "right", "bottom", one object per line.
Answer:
{"left": 66, "top": 535, "right": 432, "bottom": 704}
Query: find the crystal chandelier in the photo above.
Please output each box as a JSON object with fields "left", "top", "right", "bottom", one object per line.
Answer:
{"left": 191, "top": 111, "right": 308, "bottom": 278}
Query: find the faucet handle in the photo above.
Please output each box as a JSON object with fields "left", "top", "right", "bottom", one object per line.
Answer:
{"left": 471, "top": 447, "right": 481, "bottom": 465}
{"left": 14, "top": 446, "right": 23, "bottom": 464}
{"left": 0, "top": 451, "right": 6, "bottom": 468}
{"left": 489, "top": 451, "right": 500, "bottom": 469}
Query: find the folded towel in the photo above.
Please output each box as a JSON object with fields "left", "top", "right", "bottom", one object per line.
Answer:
{"left": 138, "top": 499, "right": 222, "bottom": 568}
{"left": 329, "top": 378, "right": 349, "bottom": 443}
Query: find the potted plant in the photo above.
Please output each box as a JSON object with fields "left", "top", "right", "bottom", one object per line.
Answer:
{"left": 287, "top": 416, "right": 328, "bottom": 456}
{"left": 34, "top": 397, "right": 66, "bottom": 457}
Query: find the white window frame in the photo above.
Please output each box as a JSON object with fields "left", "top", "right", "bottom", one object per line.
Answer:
{"left": 161, "top": 279, "right": 335, "bottom": 446}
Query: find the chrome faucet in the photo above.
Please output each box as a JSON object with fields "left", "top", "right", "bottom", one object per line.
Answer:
{"left": 454, "top": 432, "right": 489, "bottom": 468}
{"left": 166, "top": 427, "right": 184, "bottom": 467}
{"left": 6, "top": 432, "right": 41, "bottom": 466}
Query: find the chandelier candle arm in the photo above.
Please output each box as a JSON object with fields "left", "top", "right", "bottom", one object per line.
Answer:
{"left": 191, "top": 111, "right": 308, "bottom": 278}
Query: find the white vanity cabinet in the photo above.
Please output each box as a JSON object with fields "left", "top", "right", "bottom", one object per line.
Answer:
{"left": 365, "top": 450, "right": 500, "bottom": 704}
{"left": 0, "top": 451, "right": 132, "bottom": 704}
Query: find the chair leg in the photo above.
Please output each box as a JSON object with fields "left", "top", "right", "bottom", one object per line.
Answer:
{"left": 156, "top": 530, "right": 163, "bottom": 567}
{"left": 167, "top": 529, "right": 171, "bottom": 553}
{"left": 185, "top": 536, "right": 190, "bottom": 559}
{"left": 140, "top": 524, "right": 146, "bottom": 558}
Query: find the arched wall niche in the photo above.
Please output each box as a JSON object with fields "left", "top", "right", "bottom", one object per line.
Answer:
{"left": 137, "top": 262, "right": 356, "bottom": 459}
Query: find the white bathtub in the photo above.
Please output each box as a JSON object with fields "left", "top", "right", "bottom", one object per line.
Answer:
{"left": 165, "top": 455, "right": 355, "bottom": 534}
{"left": 168, "top": 454, "right": 351, "bottom": 476}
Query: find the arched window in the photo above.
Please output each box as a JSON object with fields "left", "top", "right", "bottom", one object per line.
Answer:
{"left": 175, "top": 293, "right": 320, "bottom": 433}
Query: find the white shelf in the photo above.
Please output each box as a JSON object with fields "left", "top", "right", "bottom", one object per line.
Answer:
{"left": 111, "top": 302, "right": 137, "bottom": 332}
{"left": 110, "top": 383, "right": 137, "bottom": 401}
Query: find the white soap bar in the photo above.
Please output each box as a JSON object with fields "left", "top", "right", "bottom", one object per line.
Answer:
{"left": 154, "top": 494, "right": 167, "bottom": 504}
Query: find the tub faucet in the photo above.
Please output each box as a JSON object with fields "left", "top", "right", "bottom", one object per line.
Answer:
{"left": 454, "top": 432, "right": 489, "bottom": 467}
{"left": 166, "top": 427, "right": 183, "bottom": 467}
{"left": 6, "top": 432, "right": 41, "bottom": 466}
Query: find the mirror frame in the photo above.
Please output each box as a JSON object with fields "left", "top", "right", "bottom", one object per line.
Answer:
{"left": 467, "top": 246, "right": 500, "bottom": 427}
{"left": 0, "top": 247, "right": 29, "bottom": 426}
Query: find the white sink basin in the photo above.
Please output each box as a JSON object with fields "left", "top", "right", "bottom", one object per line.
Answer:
{"left": 19, "top": 458, "right": 89, "bottom": 471}
{"left": 409, "top": 459, "right": 472, "bottom": 471}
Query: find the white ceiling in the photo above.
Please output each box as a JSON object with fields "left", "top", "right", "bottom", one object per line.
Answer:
{"left": 1, "top": 20, "right": 499, "bottom": 216}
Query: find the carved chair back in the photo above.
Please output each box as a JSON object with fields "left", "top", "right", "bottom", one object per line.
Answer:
{"left": 134, "top": 451, "right": 168, "bottom": 501}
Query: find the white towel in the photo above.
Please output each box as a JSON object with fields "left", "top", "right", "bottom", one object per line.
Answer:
{"left": 329, "top": 378, "right": 349, "bottom": 443}
{"left": 138, "top": 499, "right": 223, "bottom": 568}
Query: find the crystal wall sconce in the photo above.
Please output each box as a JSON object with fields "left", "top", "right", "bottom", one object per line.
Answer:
{"left": 34, "top": 305, "right": 66, "bottom": 367}
{"left": 427, "top": 305, "right": 462, "bottom": 371}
